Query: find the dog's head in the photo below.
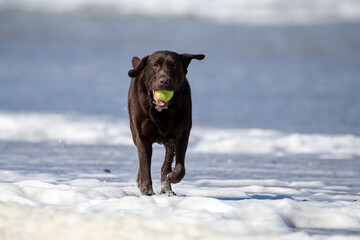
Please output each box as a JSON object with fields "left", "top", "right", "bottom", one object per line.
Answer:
{"left": 128, "top": 50, "right": 204, "bottom": 108}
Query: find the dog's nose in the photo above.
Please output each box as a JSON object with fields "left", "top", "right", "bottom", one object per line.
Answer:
{"left": 159, "top": 78, "right": 169, "bottom": 86}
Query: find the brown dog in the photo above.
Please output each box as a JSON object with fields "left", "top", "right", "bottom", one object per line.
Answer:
{"left": 127, "top": 50, "right": 205, "bottom": 195}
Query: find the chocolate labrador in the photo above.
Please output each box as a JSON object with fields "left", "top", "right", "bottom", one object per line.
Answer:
{"left": 127, "top": 50, "right": 205, "bottom": 195}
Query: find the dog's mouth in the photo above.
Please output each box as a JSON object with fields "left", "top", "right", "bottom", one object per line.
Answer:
{"left": 152, "top": 90, "right": 168, "bottom": 107}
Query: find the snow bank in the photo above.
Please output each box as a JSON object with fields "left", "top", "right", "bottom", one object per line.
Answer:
{"left": 191, "top": 127, "right": 360, "bottom": 158}
{"left": 1, "top": 111, "right": 359, "bottom": 158}
{"left": 0, "top": 111, "right": 133, "bottom": 146}
{"left": 0, "top": 203, "right": 220, "bottom": 240}
{"left": 1, "top": 0, "right": 360, "bottom": 25}
{"left": 1, "top": 112, "right": 359, "bottom": 239}
{"left": 0, "top": 178, "right": 359, "bottom": 240}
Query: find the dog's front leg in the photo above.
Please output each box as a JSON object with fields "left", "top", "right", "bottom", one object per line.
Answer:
{"left": 167, "top": 132, "right": 189, "bottom": 184}
{"left": 136, "top": 140, "right": 155, "bottom": 195}
{"left": 160, "top": 139, "right": 176, "bottom": 196}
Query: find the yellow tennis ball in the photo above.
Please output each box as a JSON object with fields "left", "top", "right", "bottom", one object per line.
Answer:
{"left": 155, "top": 90, "right": 174, "bottom": 102}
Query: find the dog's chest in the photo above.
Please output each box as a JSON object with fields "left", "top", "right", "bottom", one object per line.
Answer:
{"left": 148, "top": 108, "right": 181, "bottom": 142}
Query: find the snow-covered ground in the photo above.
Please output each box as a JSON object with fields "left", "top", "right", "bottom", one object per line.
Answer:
{"left": 0, "top": 112, "right": 359, "bottom": 239}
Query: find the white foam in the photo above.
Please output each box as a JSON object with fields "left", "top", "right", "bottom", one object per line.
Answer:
{"left": 1, "top": 0, "right": 360, "bottom": 25}
{"left": 1, "top": 111, "right": 359, "bottom": 158}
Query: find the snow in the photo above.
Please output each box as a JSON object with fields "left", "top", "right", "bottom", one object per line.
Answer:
{"left": 1, "top": 111, "right": 359, "bottom": 158}
{"left": 0, "top": 112, "right": 360, "bottom": 239}
{"left": 1, "top": 0, "right": 360, "bottom": 25}
{"left": 191, "top": 128, "right": 360, "bottom": 158}
{"left": 0, "top": 203, "right": 218, "bottom": 240}
{"left": 1, "top": 178, "right": 359, "bottom": 239}
{"left": 0, "top": 112, "right": 132, "bottom": 146}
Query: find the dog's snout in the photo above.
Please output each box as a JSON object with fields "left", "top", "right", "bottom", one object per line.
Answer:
{"left": 159, "top": 78, "right": 169, "bottom": 86}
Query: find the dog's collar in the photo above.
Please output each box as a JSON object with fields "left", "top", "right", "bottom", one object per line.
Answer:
{"left": 153, "top": 101, "right": 168, "bottom": 112}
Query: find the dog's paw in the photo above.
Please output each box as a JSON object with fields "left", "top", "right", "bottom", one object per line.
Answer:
{"left": 160, "top": 189, "right": 176, "bottom": 196}
{"left": 138, "top": 181, "right": 155, "bottom": 196}
{"left": 160, "top": 180, "right": 176, "bottom": 196}
{"left": 140, "top": 187, "right": 155, "bottom": 196}
{"left": 167, "top": 164, "right": 185, "bottom": 184}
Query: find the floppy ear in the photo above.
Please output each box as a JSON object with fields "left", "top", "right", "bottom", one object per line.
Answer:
{"left": 131, "top": 57, "right": 140, "bottom": 68}
{"left": 182, "top": 53, "right": 205, "bottom": 69}
{"left": 128, "top": 55, "right": 149, "bottom": 78}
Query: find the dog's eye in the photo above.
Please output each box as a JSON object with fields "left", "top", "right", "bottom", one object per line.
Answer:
{"left": 170, "top": 63, "right": 177, "bottom": 70}
{"left": 153, "top": 63, "right": 160, "bottom": 70}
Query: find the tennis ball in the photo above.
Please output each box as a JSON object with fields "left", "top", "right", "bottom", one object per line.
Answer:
{"left": 155, "top": 90, "right": 174, "bottom": 102}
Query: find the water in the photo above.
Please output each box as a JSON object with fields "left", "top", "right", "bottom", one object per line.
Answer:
{"left": 1, "top": 9, "right": 359, "bottom": 135}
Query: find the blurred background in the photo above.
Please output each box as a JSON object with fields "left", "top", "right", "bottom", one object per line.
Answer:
{"left": 1, "top": 0, "right": 360, "bottom": 135}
